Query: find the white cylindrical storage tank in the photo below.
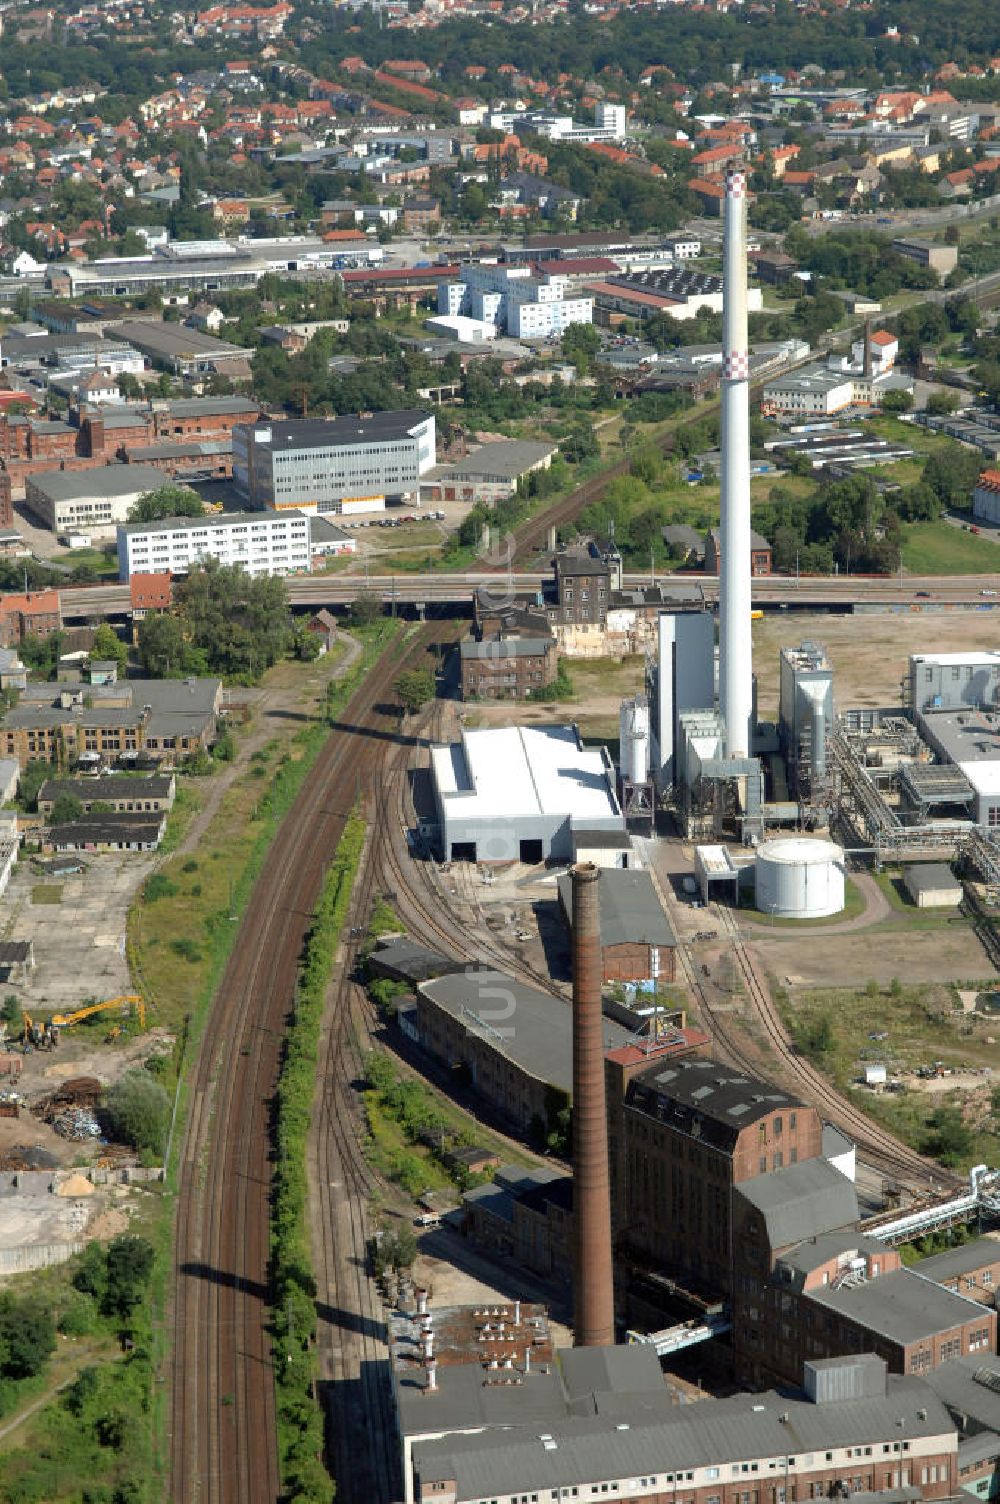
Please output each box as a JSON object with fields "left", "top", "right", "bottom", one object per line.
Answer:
{"left": 619, "top": 696, "right": 650, "bottom": 785}
{"left": 754, "top": 836, "right": 845, "bottom": 919}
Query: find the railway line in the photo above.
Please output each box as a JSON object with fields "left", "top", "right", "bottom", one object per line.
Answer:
{"left": 677, "top": 908, "right": 961, "bottom": 1197}
{"left": 168, "top": 621, "right": 452, "bottom": 1504}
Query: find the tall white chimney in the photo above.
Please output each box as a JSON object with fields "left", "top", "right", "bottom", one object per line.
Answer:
{"left": 719, "top": 166, "right": 754, "bottom": 760}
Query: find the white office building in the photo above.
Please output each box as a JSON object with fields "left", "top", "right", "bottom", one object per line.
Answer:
{"left": 117, "top": 510, "right": 312, "bottom": 580}
{"left": 233, "top": 410, "right": 436, "bottom": 515}
{"left": 595, "top": 101, "right": 627, "bottom": 137}
{"left": 437, "top": 264, "right": 592, "bottom": 339}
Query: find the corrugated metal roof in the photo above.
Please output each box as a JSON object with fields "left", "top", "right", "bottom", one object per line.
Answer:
{"left": 414, "top": 1378, "right": 954, "bottom": 1497}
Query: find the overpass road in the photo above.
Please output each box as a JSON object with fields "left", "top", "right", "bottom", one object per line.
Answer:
{"left": 59, "top": 570, "right": 1000, "bottom": 620}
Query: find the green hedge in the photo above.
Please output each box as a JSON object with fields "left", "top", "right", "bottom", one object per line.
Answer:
{"left": 270, "top": 811, "right": 367, "bottom": 1503}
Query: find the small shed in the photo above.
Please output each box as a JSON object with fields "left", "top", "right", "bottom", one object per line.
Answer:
{"left": 904, "top": 863, "right": 962, "bottom": 909}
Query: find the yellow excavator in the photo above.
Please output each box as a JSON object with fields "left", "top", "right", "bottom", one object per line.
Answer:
{"left": 50, "top": 995, "right": 146, "bottom": 1044}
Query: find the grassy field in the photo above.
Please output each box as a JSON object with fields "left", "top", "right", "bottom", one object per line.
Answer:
{"left": 777, "top": 981, "right": 1000, "bottom": 1171}
{"left": 901, "top": 521, "right": 998, "bottom": 574}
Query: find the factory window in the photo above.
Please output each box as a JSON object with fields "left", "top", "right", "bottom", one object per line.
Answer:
{"left": 774, "top": 1116, "right": 782, "bottom": 1136}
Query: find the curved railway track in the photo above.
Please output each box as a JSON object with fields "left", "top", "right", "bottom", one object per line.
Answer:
{"left": 678, "top": 907, "right": 961, "bottom": 1196}
{"left": 168, "top": 622, "right": 453, "bottom": 1504}
{"left": 372, "top": 741, "right": 956, "bottom": 1198}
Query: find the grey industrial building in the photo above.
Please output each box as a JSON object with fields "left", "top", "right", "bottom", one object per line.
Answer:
{"left": 779, "top": 642, "right": 834, "bottom": 800}
{"left": 424, "top": 438, "right": 557, "bottom": 505}
{"left": 400, "top": 1340, "right": 966, "bottom": 1504}
{"left": 110, "top": 320, "right": 250, "bottom": 378}
{"left": 24, "top": 463, "right": 168, "bottom": 537}
{"left": 648, "top": 610, "right": 716, "bottom": 789}
{"left": 430, "top": 723, "right": 625, "bottom": 863}
{"left": 232, "top": 410, "right": 436, "bottom": 515}
{"left": 907, "top": 652, "right": 1000, "bottom": 827}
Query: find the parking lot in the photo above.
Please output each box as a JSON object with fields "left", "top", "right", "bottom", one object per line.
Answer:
{"left": 1, "top": 852, "right": 157, "bottom": 1012}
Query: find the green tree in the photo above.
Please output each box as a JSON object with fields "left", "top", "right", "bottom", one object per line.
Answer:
{"left": 90, "top": 622, "right": 128, "bottom": 670}
{"left": 0, "top": 1291, "right": 56, "bottom": 1378}
{"left": 49, "top": 793, "right": 84, "bottom": 825}
{"left": 17, "top": 759, "right": 57, "bottom": 812}
{"left": 127, "top": 484, "right": 204, "bottom": 524}
{"left": 922, "top": 1106, "right": 973, "bottom": 1168}
{"left": 879, "top": 389, "right": 913, "bottom": 415}
{"left": 136, "top": 612, "right": 208, "bottom": 679}
{"left": 1, "top": 994, "right": 20, "bottom": 1031}
{"left": 173, "top": 560, "right": 292, "bottom": 679}
{"left": 103, "top": 1071, "right": 170, "bottom": 1157}
{"left": 348, "top": 591, "right": 383, "bottom": 629}
{"left": 103, "top": 1234, "right": 155, "bottom": 1322}
{"left": 394, "top": 668, "right": 435, "bottom": 715}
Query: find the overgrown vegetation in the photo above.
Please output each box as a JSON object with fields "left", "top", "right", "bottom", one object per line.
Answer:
{"left": 779, "top": 980, "right": 1000, "bottom": 1171}
{"left": 270, "top": 811, "right": 367, "bottom": 1504}
{"left": 362, "top": 1051, "right": 502, "bottom": 1194}
{"left": 0, "top": 1234, "right": 158, "bottom": 1503}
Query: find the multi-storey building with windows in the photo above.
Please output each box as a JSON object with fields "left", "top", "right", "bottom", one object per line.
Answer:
{"left": 117, "top": 510, "right": 312, "bottom": 579}
{"left": 232, "top": 410, "right": 436, "bottom": 516}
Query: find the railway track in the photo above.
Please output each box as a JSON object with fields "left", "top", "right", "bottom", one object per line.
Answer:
{"left": 168, "top": 622, "right": 451, "bottom": 1504}
{"left": 678, "top": 908, "right": 961, "bottom": 1196}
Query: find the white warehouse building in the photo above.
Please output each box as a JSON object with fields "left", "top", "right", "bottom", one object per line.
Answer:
{"left": 117, "top": 510, "right": 313, "bottom": 580}
{"left": 431, "top": 723, "right": 625, "bottom": 863}
{"left": 438, "top": 264, "right": 593, "bottom": 340}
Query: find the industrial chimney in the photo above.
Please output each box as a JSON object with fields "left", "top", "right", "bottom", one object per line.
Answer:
{"left": 719, "top": 167, "right": 754, "bottom": 760}
{"left": 570, "top": 863, "right": 615, "bottom": 1348}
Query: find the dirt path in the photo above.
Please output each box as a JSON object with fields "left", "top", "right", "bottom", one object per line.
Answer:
{"left": 0, "top": 1340, "right": 107, "bottom": 1449}
{"left": 174, "top": 633, "right": 362, "bottom": 860}
{"left": 739, "top": 872, "right": 892, "bottom": 939}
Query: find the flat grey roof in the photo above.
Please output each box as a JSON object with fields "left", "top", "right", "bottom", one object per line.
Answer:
{"left": 912, "top": 1236, "right": 1000, "bottom": 1283}
{"left": 806, "top": 1266, "right": 988, "bottom": 1344}
{"left": 440, "top": 439, "right": 556, "bottom": 481}
{"left": 460, "top": 636, "right": 552, "bottom": 659}
{"left": 413, "top": 1376, "right": 954, "bottom": 1500}
{"left": 736, "top": 1159, "right": 860, "bottom": 1249}
{"left": 157, "top": 397, "right": 260, "bottom": 417}
{"left": 38, "top": 774, "right": 173, "bottom": 802}
{"left": 121, "top": 510, "right": 306, "bottom": 535}
{"left": 556, "top": 869, "right": 675, "bottom": 948}
{"left": 904, "top": 862, "right": 961, "bottom": 892}
{"left": 418, "top": 969, "right": 632, "bottom": 1094}
{"left": 115, "top": 320, "right": 246, "bottom": 358}
{"left": 246, "top": 409, "right": 431, "bottom": 450}
{"left": 27, "top": 463, "right": 166, "bottom": 503}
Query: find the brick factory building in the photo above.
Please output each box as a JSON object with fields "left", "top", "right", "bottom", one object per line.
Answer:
{"left": 395, "top": 1319, "right": 971, "bottom": 1504}
{"left": 410, "top": 967, "right": 634, "bottom": 1137}
{"left": 735, "top": 1226, "right": 997, "bottom": 1388}
{"left": 556, "top": 867, "right": 676, "bottom": 983}
{"left": 911, "top": 1237, "right": 1000, "bottom": 1304}
{"left": 609, "top": 1058, "right": 827, "bottom": 1294}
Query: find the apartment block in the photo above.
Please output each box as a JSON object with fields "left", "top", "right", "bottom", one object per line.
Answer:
{"left": 117, "top": 510, "right": 312, "bottom": 579}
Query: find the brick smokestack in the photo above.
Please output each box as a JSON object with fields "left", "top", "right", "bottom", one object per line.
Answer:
{"left": 571, "top": 861, "right": 614, "bottom": 1347}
